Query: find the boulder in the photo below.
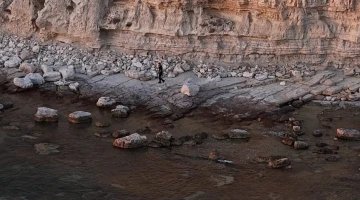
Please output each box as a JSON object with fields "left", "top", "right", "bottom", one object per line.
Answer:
{"left": 68, "top": 111, "right": 92, "bottom": 123}
{"left": 112, "top": 133, "right": 148, "bottom": 148}
{"left": 243, "top": 72, "right": 254, "bottom": 78}
{"left": 19, "top": 63, "right": 38, "bottom": 73}
{"left": 35, "top": 107, "right": 58, "bottom": 122}
{"left": 336, "top": 128, "right": 360, "bottom": 140}
{"left": 69, "top": 82, "right": 79, "bottom": 91}
{"left": 153, "top": 131, "right": 173, "bottom": 147}
{"left": 59, "top": 66, "right": 75, "bottom": 80}
{"left": 228, "top": 129, "right": 250, "bottom": 139}
{"left": 96, "top": 97, "right": 116, "bottom": 107}
{"left": 19, "top": 49, "right": 33, "bottom": 60}
{"left": 181, "top": 81, "right": 200, "bottom": 97}
{"left": 173, "top": 64, "right": 184, "bottom": 75}
{"left": 25, "top": 73, "right": 45, "bottom": 85}
{"left": 112, "top": 130, "right": 130, "bottom": 138}
{"left": 268, "top": 157, "right": 291, "bottom": 169}
{"left": 43, "top": 72, "right": 61, "bottom": 82}
{"left": 41, "top": 65, "right": 53, "bottom": 73}
{"left": 111, "top": 105, "right": 130, "bottom": 118}
{"left": 13, "top": 77, "right": 33, "bottom": 89}
{"left": 4, "top": 57, "right": 21, "bottom": 68}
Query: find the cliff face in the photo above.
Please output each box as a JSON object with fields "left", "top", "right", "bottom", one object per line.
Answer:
{"left": 1, "top": 0, "right": 360, "bottom": 66}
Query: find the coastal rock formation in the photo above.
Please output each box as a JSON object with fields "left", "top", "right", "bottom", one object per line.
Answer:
{"left": 1, "top": 0, "right": 360, "bottom": 66}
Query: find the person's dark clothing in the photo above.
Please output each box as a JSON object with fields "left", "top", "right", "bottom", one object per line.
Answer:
{"left": 158, "top": 63, "right": 165, "bottom": 83}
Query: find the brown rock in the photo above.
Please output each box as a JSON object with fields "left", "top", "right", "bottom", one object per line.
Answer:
{"left": 336, "top": 128, "right": 360, "bottom": 140}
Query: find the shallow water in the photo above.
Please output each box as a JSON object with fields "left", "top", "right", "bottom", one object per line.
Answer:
{"left": 1, "top": 92, "right": 360, "bottom": 200}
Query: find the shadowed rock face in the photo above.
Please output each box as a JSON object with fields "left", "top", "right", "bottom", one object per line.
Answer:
{"left": 1, "top": 0, "right": 360, "bottom": 66}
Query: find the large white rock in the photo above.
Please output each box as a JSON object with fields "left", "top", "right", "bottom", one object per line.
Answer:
{"left": 19, "top": 63, "right": 37, "bottom": 73}
{"left": 96, "top": 97, "right": 116, "bottom": 107}
{"left": 13, "top": 77, "right": 33, "bottom": 89}
{"left": 25, "top": 73, "right": 45, "bottom": 85}
{"left": 181, "top": 81, "right": 200, "bottom": 96}
{"left": 34, "top": 107, "right": 58, "bottom": 122}
{"left": 68, "top": 111, "right": 92, "bottom": 123}
{"left": 173, "top": 64, "right": 184, "bottom": 75}
{"left": 113, "top": 133, "right": 148, "bottom": 148}
{"left": 43, "top": 71, "right": 61, "bottom": 82}
{"left": 69, "top": 82, "right": 79, "bottom": 91}
{"left": 4, "top": 57, "right": 21, "bottom": 68}
{"left": 111, "top": 105, "right": 130, "bottom": 118}
{"left": 59, "top": 66, "right": 75, "bottom": 80}
{"left": 32, "top": 45, "right": 40, "bottom": 53}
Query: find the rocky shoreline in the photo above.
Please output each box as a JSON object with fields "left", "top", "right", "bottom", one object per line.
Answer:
{"left": 2, "top": 32, "right": 360, "bottom": 121}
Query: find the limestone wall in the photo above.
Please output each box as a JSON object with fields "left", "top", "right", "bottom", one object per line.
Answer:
{"left": 1, "top": 0, "right": 360, "bottom": 66}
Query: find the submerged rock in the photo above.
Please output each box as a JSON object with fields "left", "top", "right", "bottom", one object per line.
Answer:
{"left": 228, "top": 129, "right": 250, "bottom": 139}
{"left": 312, "top": 130, "right": 323, "bottom": 137}
{"left": 94, "top": 130, "right": 111, "bottom": 138}
{"left": 111, "top": 105, "right": 130, "bottom": 118}
{"left": 68, "top": 111, "right": 92, "bottom": 123}
{"left": 336, "top": 128, "right": 360, "bottom": 140}
{"left": 95, "top": 121, "right": 110, "bottom": 127}
{"left": 294, "top": 141, "right": 309, "bottom": 150}
{"left": 96, "top": 97, "right": 116, "bottom": 107}
{"left": 113, "top": 133, "right": 148, "bottom": 148}
{"left": 34, "top": 143, "right": 60, "bottom": 155}
{"left": 34, "top": 107, "right": 58, "bottom": 122}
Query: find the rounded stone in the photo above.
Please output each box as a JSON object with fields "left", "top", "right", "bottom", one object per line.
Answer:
{"left": 34, "top": 107, "right": 58, "bottom": 122}
{"left": 68, "top": 111, "right": 92, "bottom": 123}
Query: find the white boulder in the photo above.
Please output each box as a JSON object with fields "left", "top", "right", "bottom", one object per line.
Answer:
{"left": 96, "top": 97, "right": 116, "bottom": 107}
{"left": 25, "top": 73, "right": 45, "bottom": 85}
{"left": 13, "top": 77, "right": 33, "bottom": 89}
{"left": 181, "top": 80, "right": 200, "bottom": 97}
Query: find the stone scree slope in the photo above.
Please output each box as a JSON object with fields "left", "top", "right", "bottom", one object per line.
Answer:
{"left": 1, "top": 0, "right": 360, "bottom": 66}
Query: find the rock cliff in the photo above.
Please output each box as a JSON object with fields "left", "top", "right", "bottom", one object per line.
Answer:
{"left": 1, "top": 0, "right": 360, "bottom": 66}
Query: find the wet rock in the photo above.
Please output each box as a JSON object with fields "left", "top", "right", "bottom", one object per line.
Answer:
{"left": 170, "top": 138, "right": 184, "bottom": 146}
{"left": 111, "top": 105, "right": 130, "bottom": 118}
{"left": 314, "top": 148, "right": 334, "bottom": 154}
{"left": 96, "top": 97, "right": 116, "bottom": 107}
{"left": 325, "top": 155, "right": 340, "bottom": 162}
{"left": 148, "top": 141, "right": 162, "bottom": 148}
{"left": 209, "top": 149, "right": 221, "bottom": 160}
{"left": 13, "top": 77, "right": 33, "bottom": 89}
{"left": 181, "top": 81, "right": 200, "bottom": 97}
{"left": 1, "top": 101, "right": 14, "bottom": 109}
{"left": 268, "top": 157, "right": 291, "bottom": 169}
{"left": 153, "top": 131, "right": 173, "bottom": 147}
{"left": 316, "top": 142, "right": 328, "bottom": 147}
{"left": 292, "top": 100, "right": 303, "bottom": 108}
{"left": 112, "top": 130, "right": 130, "bottom": 138}
{"left": 43, "top": 71, "right": 61, "bottom": 82}
{"left": 94, "top": 130, "right": 111, "bottom": 138}
{"left": 163, "top": 118, "right": 173, "bottom": 125}
{"left": 113, "top": 133, "right": 148, "bottom": 148}
{"left": 19, "top": 63, "right": 37, "bottom": 73}
{"left": 281, "top": 138, "right": 295, "bottom": 146}
{"left": 68, "top": 111, "right": 92, "bottom": 123}
{"left": 312, "top": 130, "right": 323, "bottom": 137}
{"left": 194, "top": 132, "right": 208, "bottom": 139}
{"left": 293, "top": 126, "right": 301, "bottom": 132}
{"left": 34, "top": 143, "right": 60, "bottom": 155}
{"left": 228, "top": 129, "right": 250, "bottom": 139}
{"left": 211, "top": 132, "right": 229, "bottom": 140}
{"left": 179, "top": 135, "right": 192, "bottom": 143}
{"left": 95, "top": 121, "right": 110, "bottom": 127}
{"left": 25, "top": 73, "right": 45, "bottom": 85}
{"left": 336, "top": 128, "right": 360, "bottom": 140}
{"left": 294, "top": 141, "right": 309, "bottom": 150}
{"left": 34, "top": 107, "right": 58, "bottom": 122}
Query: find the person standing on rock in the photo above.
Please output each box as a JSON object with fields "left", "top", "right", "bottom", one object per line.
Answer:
{"left": 157, "top": 63, "right": 165, "bottom": 83}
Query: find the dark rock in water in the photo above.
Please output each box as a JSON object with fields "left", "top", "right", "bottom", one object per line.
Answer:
{"left": 316, "top": 142, "right": 328, "bottom": 148}
{"left": 278, "top": 114, "right": 292, "bottom": 122}
{"left": 228, "top": 129, "right": 250, "bottom": 139}
{"left": 179, "top": 135, "right": 192, "bottom": 143}
{"left": 95, "top": 121, "right": 110, "bottom": 127}
{"left": 170, "top": 138, "right": 183, "bottom": 146}
{"left": 336, "top": 128, "right": 360, "bottom": 140}
{"left": 153, "top": 131, "right": 173, "bottom": 147}
{"left": 327, "top": 145, "right": 340, "bottom": 150}
{"left": 209, "top": 149, "right": 221, "bottom": 160}
{"left": 136, "top": 126, "right": 151, "bottom": 134}
{"left": 94, "top": 130, "right": 111, "bottom": 138}
{"left": 312, "top": 130, "right": 323, "bottom": 137}
{"left": 112, "top": 130, "right": 130, "bottom": 138}
{"left": 194, "top": 132, "right": 208, "bottom": 139}
{"left": 68, "top": 111, "right": 92, "bottom": 124}
{"left": 193, "top": 137, "right": 204, "bottom": 144}
{"left": 281, "top": 138, "right": 295, "bottom": 146}
{"left": 279, "top": 106, "right": 295, "bottom": 114}
{"left": 1, "top": 101, "right": 14, "bottom": 109}
{"left": 183, "top": 140, "right": 197, "bottom": 146}
{"left": 314, "top": 148, "right": 334, "bottom": 154}
{"left": 292, "top": 100, "right": 304, "bottom": 108}
{"left": 34, "top": 107, "right": 58, "bottom": 122}
{"left": 0, "top": 104, "right": 3, "bottom": 111}
{"left": 212, "top": 133, "right": 229, "bottom": 140}
{"left": 294, "top": 141, "right": 309, "bottom": 150}
{"left": 296, "top": 131, "right": 305, "bottom": 136}
{"left": 325, "top": 155, "right": 340, "bottom": 162}
{"left": 148, "top": 141, "right": 162, "bottom": 148}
